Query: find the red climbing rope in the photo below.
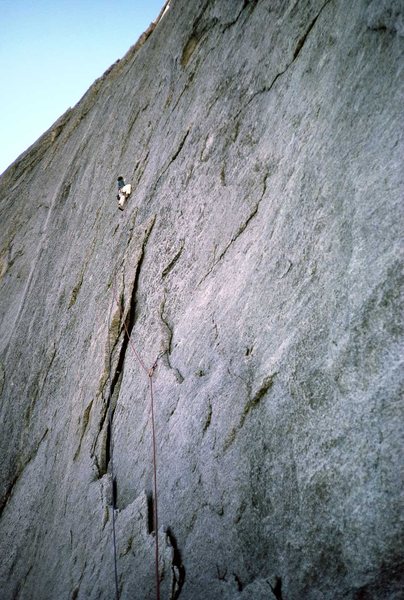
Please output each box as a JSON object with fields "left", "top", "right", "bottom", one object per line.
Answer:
{"left": 112, "top": 284, "right": 149, "bottom": 375}
{"left": 111, "top": 279, "right": 160, "bottom": 600}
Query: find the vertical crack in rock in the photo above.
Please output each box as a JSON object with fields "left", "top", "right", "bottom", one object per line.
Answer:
{"left": 202, "top": 398, "right": 213, "bottom": 433}
{"left": 92, "top": 217, "right": 156, "bottom": 477}
{"left": 180, "top": 0, "right": 216, "bottom": 67}
{"left": 159, "top": 294, "right": 185, "bottom": 383}
{"left": 73, "top": 400, "right": 94, "bottom": 461}
{"left": 147, "top": 492, "right": 155, "bottom": 534}
{"left": 269, "top": 576, "right": 283, "bottom": 600}
{"left": 0, "top": 429, "right": 48, "bottom": 518}
{"left": 166, "top": 527, "right": 186, "bottom": 599}
{"left": 234, "top": 572, "right": 243, "bottom": 591}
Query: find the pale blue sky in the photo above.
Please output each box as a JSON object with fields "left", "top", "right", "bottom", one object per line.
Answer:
{"left": 0, "top": 0, "right": 165, "bottom": 175}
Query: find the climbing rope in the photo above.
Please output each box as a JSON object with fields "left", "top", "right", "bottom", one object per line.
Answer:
{"left": 110, "top": 277, "right": 161, "bottom": 600}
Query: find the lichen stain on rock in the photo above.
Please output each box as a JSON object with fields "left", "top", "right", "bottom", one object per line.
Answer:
{"left": 181, "top": 35, "right": 199, "bottom": 67}
{"left": 68, "top": 274, "right": 83, "bottom": 308}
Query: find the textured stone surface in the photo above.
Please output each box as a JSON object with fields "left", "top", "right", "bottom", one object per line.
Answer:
{"left": 0, "top": 1, "right": 403, "bottom": 598}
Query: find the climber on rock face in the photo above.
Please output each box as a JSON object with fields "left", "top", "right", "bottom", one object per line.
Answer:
{"left": 116, "top": 176, "right": 132, "bottom": 210}
{"left": 117, "top": 176, "right": 125, "bottom": 197}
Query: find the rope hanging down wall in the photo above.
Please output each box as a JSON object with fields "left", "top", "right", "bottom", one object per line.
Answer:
{"left": 106, "top": 276, "right": 161, "bottom": 600}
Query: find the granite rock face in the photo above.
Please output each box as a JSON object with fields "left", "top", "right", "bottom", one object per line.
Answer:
{"left": 0, "top": 1, "right": 403, "bottom": 598}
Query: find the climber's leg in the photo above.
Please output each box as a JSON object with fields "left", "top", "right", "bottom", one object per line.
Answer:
{"left": 118, "top": 192, "right": 126, "bottom": 210}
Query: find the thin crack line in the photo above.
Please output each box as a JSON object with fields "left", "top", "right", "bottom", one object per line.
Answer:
{"left": 199, "top": 173, "right": 268, "bottom": 285}
{"left": 235, "top": 0, "right": 333, "bottom": 119}
{"left": 153, "top": 130, "right": 190, "bottom": 191}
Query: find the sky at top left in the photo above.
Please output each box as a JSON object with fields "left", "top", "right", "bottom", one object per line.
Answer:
{"left": 0, "top": 0, "right": 165, "bottom": 175}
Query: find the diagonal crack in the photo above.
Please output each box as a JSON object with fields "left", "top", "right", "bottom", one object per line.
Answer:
{"left": 162, "top": 241, "right": 185, "bottom": 278}
{"left": 92, "top": 217, "right": 156, "bottom": 477}
{"left": 222, "top": 0, "right": 259, "bottom": 32}
{"left": 236, "top": 0, "right": 332, "bottom": 117}
{"left": 223, "top": 372, "right": 278, "bottom": 452}
{"left": 239, "top": 372, "right": 278, "bottom": 430}
{"left": 153, "top": 130, "right": 190, "bottom": 191}
{"left": 166, "top": 527, "right": 186, "bottom": 599}
{"left": 269, "top": 576, "right": 283, "bottom": 600}
{"left": 199, "top": 173, "right": 268, "bottom": 285}
{"left": 104, "top": 217, "right": 156, "bottom": 467}
{"left": 159, "top": 294, "right": 184, "bottom": 384}
{"left": 0, "top": 429, "right": 48, "bottom": 518}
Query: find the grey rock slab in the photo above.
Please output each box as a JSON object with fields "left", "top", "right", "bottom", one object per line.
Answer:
{"left": 0, "top": 0, "right": 403, "bottom": 598}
